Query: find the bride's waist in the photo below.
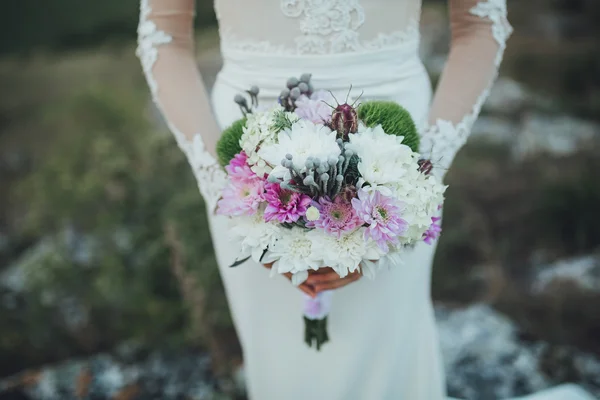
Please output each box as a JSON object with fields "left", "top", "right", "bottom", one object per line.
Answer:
{"left": 216, "top": 42, "right": 425, "bottom": 96}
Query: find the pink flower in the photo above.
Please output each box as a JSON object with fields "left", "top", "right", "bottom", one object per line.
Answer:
{"left": 306, "top": 196, "right": 362, "bottom": 237}
{"left": 263, "top": 182, "right": 312, "bottom": 223}
{"left": 216, "top": 179, "right": 265, "bottom": 216}
{"left": 351, "top": 189, "right": 408, "bottom": 252}
{"left": 423, "top": 216, "right": 442, "bottom": 245}
{"left": 225, "top": 151, "right": 261, "bottom": 183}
{"left": 216, "top": 151, "right": 266, "bottom": 216}
{"left": 294, "top": 90, "right": 334, "bottom": 124}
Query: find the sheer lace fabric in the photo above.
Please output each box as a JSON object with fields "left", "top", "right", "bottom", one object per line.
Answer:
{"left": 137, "top": 0, "right": 226, "bottom": 212}
{"left": 421, "top": 0, "right": 512, "bottom": 180}
{"left": 216, "top": 0, "right": 422, "bottom": 54}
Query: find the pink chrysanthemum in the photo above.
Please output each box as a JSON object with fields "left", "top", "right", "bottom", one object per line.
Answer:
{"left": 423, "top": 216, "right": 442, "bottom": 245}
{"left": 216, "top": 178, "right": 265, "bottom": 217}
{"left": 263, "top": 182, "right": 312, "bottom": 223}
{"left": 351, "top": 189, "right": 408, "bottom": 251}
{"left": 306, "top": 196, "right": 362, "bottom": 237}
{"left": 294, "top": 90, "right": 334, "bottom": 124}
{"left": 225, "top": 151, "right": 261, "bottom": 183}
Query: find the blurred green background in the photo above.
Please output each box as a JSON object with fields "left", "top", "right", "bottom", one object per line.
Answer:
{"left": 0, "top": 0, "right": 599, "bottom": 399}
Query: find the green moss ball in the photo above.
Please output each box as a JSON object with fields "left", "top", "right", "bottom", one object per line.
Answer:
{"left": 216, "top": 118, "right": 246, "bottom": 167}
{"left": 357, "top": 101, "right": 419, "bottom": 152}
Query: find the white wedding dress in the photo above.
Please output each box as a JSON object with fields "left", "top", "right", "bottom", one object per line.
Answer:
{"left": 136, "top": 1, "right": 595, "bottom": 399}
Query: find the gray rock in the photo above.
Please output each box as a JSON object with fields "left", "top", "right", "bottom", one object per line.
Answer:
{"left": 532, "top": 255, "right": 600, "bottom": 294}
{"left": 437, "top": 304, "right": 600, "bottom": 399}
{"left": 483, "top": 78, "right": 530, "bottom": 117}
{"left": 1, "top": 350, "right": 222, "bottom": 400}
{"left": 471, "top": 116, "right": 518, "bottom": 144}
{"left": 512, "top": 113, "right": 600, "bottom": 160}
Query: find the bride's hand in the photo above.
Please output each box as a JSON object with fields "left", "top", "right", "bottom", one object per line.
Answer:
{"left": 305, "top": 267, "right": 361, "bottom": 294}
{"left": 262, "top": 262, "right": 318, "bottom": 298}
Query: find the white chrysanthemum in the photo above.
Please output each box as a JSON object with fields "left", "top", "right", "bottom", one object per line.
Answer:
{"left": 239, "top": 106, "right": 298, "bottom": 176}
{"left": 258, "top": 120, "right": 340, "bottom": 175}
{"left": 229, "top": 211, "right": 282, "bottom": 262}
{"left": 346, "top": 124, "right": 417, "bottom": 186}
{"left": 389, "top": 169, "right": 447, "bottom": 243}
{"left": 309, "top": 228, "right": 381, "bottom": 278}
{"left": 265, "top": 227, "right": 322, "bottom": 285}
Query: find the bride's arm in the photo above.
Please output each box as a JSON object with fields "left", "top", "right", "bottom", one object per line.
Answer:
{"left": 420, "top": 0, "right": 513, "bottom": 181}
{"left": 137, "top": 0, "right": 226, "bottom": 212}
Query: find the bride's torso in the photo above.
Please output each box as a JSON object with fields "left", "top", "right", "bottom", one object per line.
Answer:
{"left": 210, "top": 0, "right": 431, "bottom": 130}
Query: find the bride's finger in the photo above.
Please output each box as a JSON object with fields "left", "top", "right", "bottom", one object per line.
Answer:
{"left": 305, "top": 270, "right": 340, "bottom": 285}
{"left": 313, "top": 272, "right": 361, "bottom": 293}
{"left": 283, "top": 272, "right": 317, "bottom": 298}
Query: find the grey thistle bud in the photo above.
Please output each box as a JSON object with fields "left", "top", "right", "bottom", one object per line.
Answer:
{"left": 234, "top": 94, "right": 251, "bottom": 116}
{"left": 286, "top": 153, "right": 293, "bottom": 160}
{"left": 303, "top": 175, "right": 320, "bottom": 193}
{"left": 246, "top": 86, "right": 260, "bottom": 108}
{"left": 290, "top": 87, "right": 301, "bottom": 101}
{"left": 320, "top": 173, "right": 329, "bottom": 194}
{"left": 248, "top": 85, "right": 260, "bottom": 96}
{"left": 333, "top": 175, "right": 344, "bottom": 196}
{"left": 298, "top": 82, "right": 309, "bottom": 94}
{"left": 286, "top": 77, "right": 299, "bottom": 89}
{"left": 300, "top": 73, "right": 312, "bottom": 83}
{"left": 280, "top": 88, "right": 290, "bottom": 99}
{"left": 305, "top": 158, "right": 314, "bottom": 169}
{"left": 342, "top": 149, "right": 354, "bottom": 173}
{"left": 337, "top": 155, "right": 345, "bottom": 171}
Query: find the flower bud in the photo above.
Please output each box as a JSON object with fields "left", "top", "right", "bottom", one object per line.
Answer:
{"left": 287, "top": 77, "right": 299, "bottom": 89}
{"left": 305, "top": 206, "right": 320, "bottom": 221}
{"left": 417, "top": 159, "right": 433, "bottom": 175}
{"left": 286, "top": 153, "right": 293, "bottom": 160}
{"left": 234, "top": 94, "right": 247, "bottom": 107}
{"left": 298, "top": 82, "right": 309, "bottom": 93}
{"left": 280, "top": 88, "right": 290, "bottom": 99}
{"left": 331, "top": 103, "right": 359, "bottom": 140}
{"left": 290, "top": 87, "right": 301, "bottom": 100}
{"left": 249, "top": 86, "right": 260, "bottom": 96}
{"left": 300, "top": 73, "right": 312, "bottom": 83}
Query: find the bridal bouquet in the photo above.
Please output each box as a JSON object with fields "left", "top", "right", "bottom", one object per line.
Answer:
{"left": 215, "top": 74, "right": 446, "bottom": 349}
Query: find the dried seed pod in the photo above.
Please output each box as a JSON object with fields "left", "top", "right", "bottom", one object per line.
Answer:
{"left": 287, "top": 77, "right": 299, "bottom": 89}
{"left": 290, "top": 87, "right": 301, "bottom": 100}
{"left": 298, "top": 82, "right": 309, "bottom": 93}
{"left": 300, "top": 73, "right": 312, "bottom": 83}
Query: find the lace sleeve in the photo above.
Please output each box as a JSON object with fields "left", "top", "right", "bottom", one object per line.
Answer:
{"left": 137, "top": 0, "right": 226, "bottom": 212}
{"left": 420, "top": 0, "right": 513, "bottom": 180}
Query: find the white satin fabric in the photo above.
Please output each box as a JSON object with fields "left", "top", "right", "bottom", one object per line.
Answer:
{"left": 209, "top": 39, "right": 447, "bottom": 400}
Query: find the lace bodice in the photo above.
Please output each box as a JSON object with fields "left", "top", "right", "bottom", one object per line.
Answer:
{"left": 136, "top": 0, "right": 512, "bottom": 211}
{"left": 215, "top": 0, "right": 421, "bottom": 55}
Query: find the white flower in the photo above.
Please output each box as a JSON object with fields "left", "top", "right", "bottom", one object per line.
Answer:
{"left": 389, "top": 169, "right": 447, "bottom": 243}
{"left": 305, "top": 206, "right": 320, "bottom": 221}
{"left": 239, "top": 106, "right": 298, "bottom": 176}
{"left": 346, "top": 124, "right": 417, "bottom": 186}
{"left": 258, "top": 120, "right": 341, "bottom": 174}
{"left": 229, "top": 210, "right": 282, "bottom": 262}
{"left": 264, "top": 228, "right": 322, "bottom": 284}
{"left": 309, "top": 228, "right": 381, "bottom": 278}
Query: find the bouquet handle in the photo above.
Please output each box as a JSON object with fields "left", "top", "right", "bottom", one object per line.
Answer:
{"left": 302, "top": 290, "right": 333, "bottom": 350}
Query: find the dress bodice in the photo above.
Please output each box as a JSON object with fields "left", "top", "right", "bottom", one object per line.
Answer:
{"left": 214, "top": 0, "right": 421, "bottom": 55}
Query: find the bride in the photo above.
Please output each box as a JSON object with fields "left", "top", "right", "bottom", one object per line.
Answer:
{"left": 136, "top": 1, "right": 594, "bottom": 399}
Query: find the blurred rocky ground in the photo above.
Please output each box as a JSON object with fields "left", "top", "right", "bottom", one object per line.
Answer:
{"left": 1, "top": 1, "right": 600, "bottom": 399}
